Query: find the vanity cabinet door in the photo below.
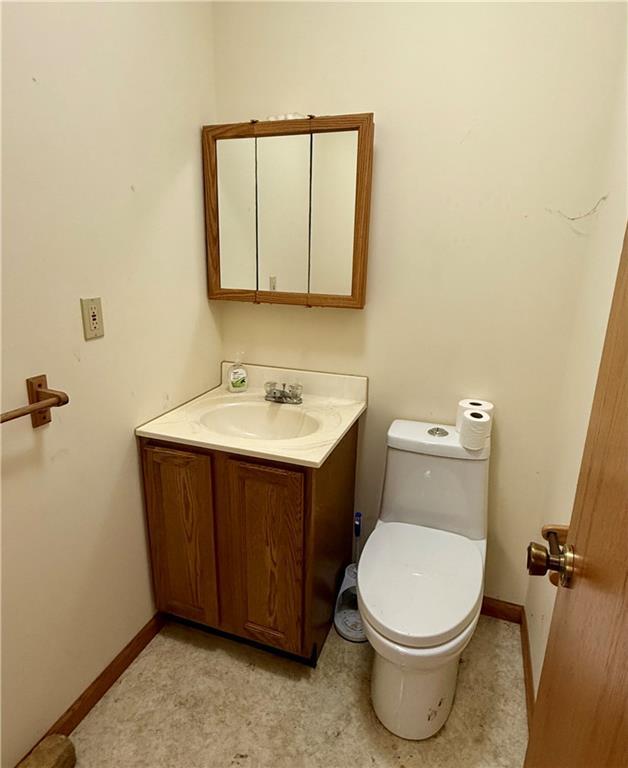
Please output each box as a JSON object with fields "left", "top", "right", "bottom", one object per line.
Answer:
{"left": 227, "top": 460, "right": 305, "bottom": 655}
{"left": 142, "top": 446, "right": 219, "bottom": 626}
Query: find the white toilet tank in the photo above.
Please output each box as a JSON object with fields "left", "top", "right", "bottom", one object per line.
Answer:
{"left": 379, "top": 420, "right": 489, "bottom": 540}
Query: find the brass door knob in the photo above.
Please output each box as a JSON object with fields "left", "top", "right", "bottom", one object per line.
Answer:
{"left": 527, "top": 541, "right": 551, "bottom": 575}
{"left": 527, "top": 527, "right": 574, "bottom": 587}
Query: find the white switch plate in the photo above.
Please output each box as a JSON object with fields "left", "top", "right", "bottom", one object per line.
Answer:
{"left": 80, "top": 297, "right": 104, "bottom": 340}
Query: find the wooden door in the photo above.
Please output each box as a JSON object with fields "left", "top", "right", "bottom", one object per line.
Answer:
{"left": 142, "top": 445, "right": 219, "bottom": 625}
{"left": 525, "top": 227, "right": 628, "bottom": 767}
{"left": 227, "top": 459, "right": 305, "bottom": 654}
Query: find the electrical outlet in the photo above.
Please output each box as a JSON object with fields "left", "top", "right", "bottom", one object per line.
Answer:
{"left": 80, "top": 297, "right": 104, "bottom": 340}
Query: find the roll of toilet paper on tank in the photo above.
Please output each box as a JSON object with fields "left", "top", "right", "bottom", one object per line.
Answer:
{"left": 459, "top": 409, "right": 492, "bottom": 450}
{"left": 455, "top": 399, "right": 494, "bottom": 432}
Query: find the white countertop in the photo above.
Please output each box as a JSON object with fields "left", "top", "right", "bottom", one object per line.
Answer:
{"left": 135, "top": 363, "right": 368, "bottom": 468}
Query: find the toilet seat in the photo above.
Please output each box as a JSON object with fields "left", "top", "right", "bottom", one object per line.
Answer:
{"left": 360, "top": 604, "right": 482, "bottom": 669}
{"left": 357, "top": 522, "right": 484, "bottom": 648}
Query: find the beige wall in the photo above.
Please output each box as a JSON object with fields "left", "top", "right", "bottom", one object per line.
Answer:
{"left": 524, "top": 82, "right": 627, "bottom": 691}
{"left": 212, "top": 2, "right": 627, "bottom": 606}
{"left": 1, "top": 4, "right": 220, "bottom": 766}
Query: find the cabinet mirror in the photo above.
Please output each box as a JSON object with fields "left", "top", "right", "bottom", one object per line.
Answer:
{"left": 202, "top": 113, "right": 373, "bottom": 308}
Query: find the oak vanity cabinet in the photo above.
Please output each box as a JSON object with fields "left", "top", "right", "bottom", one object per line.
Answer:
{"left": 139, "top": 425, "right": 358, "bottom": 663}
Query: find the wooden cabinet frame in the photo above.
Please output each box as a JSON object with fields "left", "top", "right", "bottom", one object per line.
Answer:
{"left": 201, "top": 113, "right": 374, "bottom": 309}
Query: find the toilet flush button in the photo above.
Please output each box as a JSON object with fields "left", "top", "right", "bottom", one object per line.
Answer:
{"left": 428, "top": 426, "right": 449, "bottom": 437}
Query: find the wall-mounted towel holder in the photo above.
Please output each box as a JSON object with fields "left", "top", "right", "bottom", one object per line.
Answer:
{"left": 1, "top": 375, "right": 69, "bottom": 428}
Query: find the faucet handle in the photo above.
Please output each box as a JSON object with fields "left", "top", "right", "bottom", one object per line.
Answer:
{"left": 264, "top": 381, "right": 278, "bottom": 395}
{"left": 288, "top": 383, "right": 303, "bottom": 399}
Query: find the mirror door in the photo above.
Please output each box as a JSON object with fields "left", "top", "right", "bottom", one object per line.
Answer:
{"left": 216, "top": 138, "right": 256, "bottom": 291}
{"left": 309, "top": 130, "right": 358, "bottom": 297}
{"left": 257, "top": 134, "right": 310, "bottom": 295}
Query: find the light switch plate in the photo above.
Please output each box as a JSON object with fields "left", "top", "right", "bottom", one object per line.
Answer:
{"left": 80, "top": 297, "right": 104, "bottom": 340}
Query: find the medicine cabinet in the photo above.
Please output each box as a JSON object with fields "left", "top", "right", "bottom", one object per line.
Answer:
{"left": 201, "top": 113, "right": 374, "bottom": 309}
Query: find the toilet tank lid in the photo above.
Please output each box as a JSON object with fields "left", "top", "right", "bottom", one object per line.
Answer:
{"left": 387, "top": 419, "right": 490, "bottom": 460}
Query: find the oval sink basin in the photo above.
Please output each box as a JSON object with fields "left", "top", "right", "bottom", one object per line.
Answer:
{"left": 200, "top": 402, "right": 320, "bottom": 441}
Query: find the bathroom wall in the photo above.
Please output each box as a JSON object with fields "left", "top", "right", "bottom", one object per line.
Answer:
{"left": 1, "top": 4, "right": 220, "bottom": 766}
{"left": 212, "top": 2, "right": 627, "bottom": 604}
{"left": 523, "top": 87, "right": 627, "bottom": 692}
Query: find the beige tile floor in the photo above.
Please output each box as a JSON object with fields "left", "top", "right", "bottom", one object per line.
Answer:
{"left": 72, "top": 616, "right": 528, "bottom": 768}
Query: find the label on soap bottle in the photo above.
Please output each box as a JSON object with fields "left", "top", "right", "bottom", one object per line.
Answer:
{"left": 229, "top": 366, "right": 248, "bottom": 391}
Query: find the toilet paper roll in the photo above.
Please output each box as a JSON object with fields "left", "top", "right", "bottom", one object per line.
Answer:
{"left": 459, "top": 409, "right": 492, "bottom": 450}
{"left": 455, "top": 399, "right": 494, "bottom": 432}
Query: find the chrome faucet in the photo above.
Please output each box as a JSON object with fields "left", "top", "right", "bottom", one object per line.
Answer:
{"left": 264, "top": 382, "right": 303, "bottom": 405}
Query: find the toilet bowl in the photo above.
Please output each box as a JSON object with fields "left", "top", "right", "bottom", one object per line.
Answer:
{"left": 358, "top": 521, "right": 485, "bottom": 739}
{"left": 357, "top": 420, "right": 490, "bottom": 740}
{"left": 361, "top": 606, "right": 481, "bottom": 740}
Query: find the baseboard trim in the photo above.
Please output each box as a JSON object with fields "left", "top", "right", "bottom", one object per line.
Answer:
{"left": 481, "top": 596, "right": 534, "bottom": 730}
{"left": 519, "top": 606, "right": 535, "bottom": 732}
{"left": 481, "top": 595, "right": 523, "bottom": 624}
{"left": 18, "top": 613, "right": 164, "bottom": 766}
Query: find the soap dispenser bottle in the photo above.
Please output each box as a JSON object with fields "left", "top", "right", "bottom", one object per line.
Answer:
{"left": 227, "top": 354, "right": 248, "bottom": 393}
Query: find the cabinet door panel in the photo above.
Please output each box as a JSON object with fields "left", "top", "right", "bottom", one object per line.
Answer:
{"left": 309, "top": 130, "right": 358, "bottom": 296}
{"left": 217, "top": 137, "right": 257, "bottom": 290}
{"left": 229, "top": 460, "right": 304, "bottom": 654}
{"left": 257, "top": 134, "right": 310, "bottom": 294}
{"left": 143, "top": 446, "right": 218, "bottom": 625}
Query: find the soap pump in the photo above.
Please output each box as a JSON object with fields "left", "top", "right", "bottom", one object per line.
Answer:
{"left": 227, "top": 353, "right": 248, "bottom": 393}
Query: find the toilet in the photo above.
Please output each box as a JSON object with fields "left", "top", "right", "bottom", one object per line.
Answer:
{"left": 357, "top": 419, "right": 489, "bottom": 740}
